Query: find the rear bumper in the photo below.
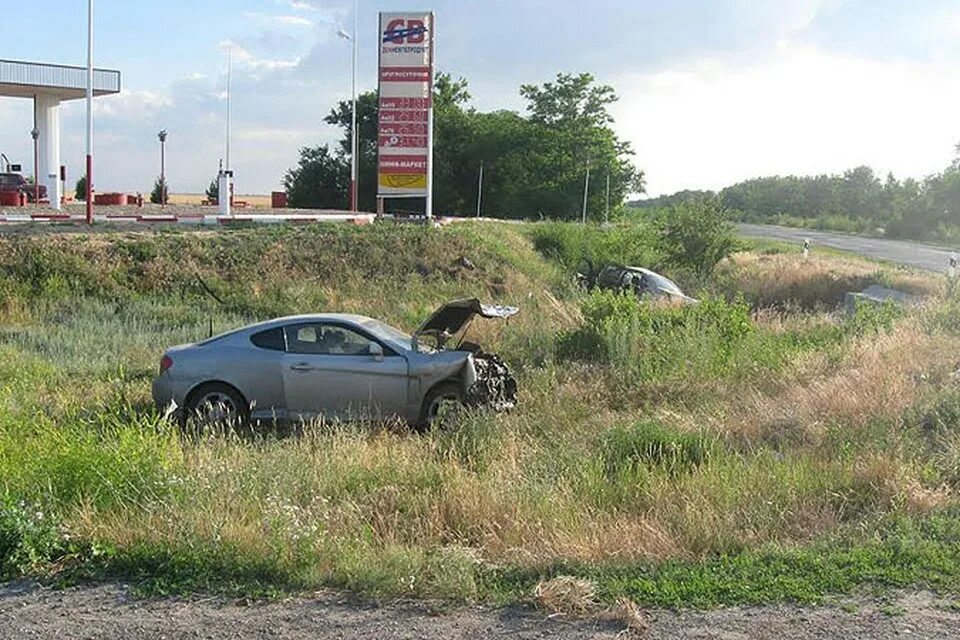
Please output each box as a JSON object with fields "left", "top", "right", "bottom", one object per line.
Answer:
{"left": 151, "top": 375, "right": 177, "bottom": 415}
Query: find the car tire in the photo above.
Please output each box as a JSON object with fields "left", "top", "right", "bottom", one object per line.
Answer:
{"left": 183, "top": 382, "right": 249, "bottom": 434}
{"left": 417, "top": 382, "right": 465, "bottom": 432}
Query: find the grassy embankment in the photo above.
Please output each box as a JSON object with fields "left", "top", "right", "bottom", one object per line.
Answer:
{"left": 1, "top": 220, "right": 959, "bottom": 609}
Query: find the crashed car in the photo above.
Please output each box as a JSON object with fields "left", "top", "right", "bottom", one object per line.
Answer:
{"left": 152, "top": 299, "right": 518, "bottom": 429}
{"left": 579, "top": 262, "right": 698, "bottom": 304}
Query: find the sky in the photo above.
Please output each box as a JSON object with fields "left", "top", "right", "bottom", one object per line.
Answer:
{"left": 1, "top": 0, "right": 960, "bottom": 198}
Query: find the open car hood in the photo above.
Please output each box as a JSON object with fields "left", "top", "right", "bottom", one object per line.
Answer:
{"left": 413, "top": 298, "right": 519, "bottom": 347}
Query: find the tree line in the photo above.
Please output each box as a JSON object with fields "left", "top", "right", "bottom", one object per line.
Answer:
{"left": 283, "top": 72, "right": 644, "bottom": 219}
{"left": 632, "top": 155, "right": 960, "bottom": 243}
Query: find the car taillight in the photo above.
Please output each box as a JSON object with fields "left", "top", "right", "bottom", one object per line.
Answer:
{"left": 159, "top": 354, "right": 173, "bottom": 374}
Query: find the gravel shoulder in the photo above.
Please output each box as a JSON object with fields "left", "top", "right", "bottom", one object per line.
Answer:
{"left": 2, "top": 582, "right": 960, "bottom": 639}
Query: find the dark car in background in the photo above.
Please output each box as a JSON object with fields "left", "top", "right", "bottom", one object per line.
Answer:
{"left": 578, "top": 261, "right": 698, "bottom": 304}
{"left": 0, "top": 173, "right": 46, "bottom": 202}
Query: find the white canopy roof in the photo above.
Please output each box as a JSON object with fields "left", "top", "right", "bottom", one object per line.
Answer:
{"left": 0, "top": 59, "right": 120, "bottom": 100}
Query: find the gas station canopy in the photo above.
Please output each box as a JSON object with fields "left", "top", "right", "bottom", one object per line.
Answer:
{"left": 0, "top": 59, "right": 120, "bottom": 99}
{"left": 0, "top": 59, "right": 121, "bottom": 209}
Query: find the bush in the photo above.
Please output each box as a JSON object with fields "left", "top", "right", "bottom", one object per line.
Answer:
{"left": 74, "top": 175, "right": 87, "bottom": 201}
{"left": 528, "top": 221, "right": 661, "bottom": 274}
{"left": 656, "top": 200, "right": 739, "bottom": 278}
{"left": 206, "top": 178, "right": 219, "bottom": 202}
{"left": 600, "top": 421, "right": 712, "bottom": 476}
{"left": 557, "top": 290, "right": 753, "bottom": 381}
{"left": 932, "top": 288, "right": 960, "bottom": 335}
{"left": 845, "top": 299, "right": 902, "bottom": 336}
{"left": 0, "top": 500, "right": 72, "bottom": 577}
{"left": 150, "top": 177, "right": 169, "bottom": 205}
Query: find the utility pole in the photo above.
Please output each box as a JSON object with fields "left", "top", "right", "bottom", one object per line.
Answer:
{"left": 158, "top": 130, "right": 167, "bottom": 208}
{"left": 476, "top": 160, "right": 484, "bottom": 218}
{"left": 85, "top": 0, "right": 94, "bottom": 224}
{"left": 581, "top": 161, "right": 591, "bottom": 224}
{"left": 604, "top": 172, "right": 610, "bottom": 224}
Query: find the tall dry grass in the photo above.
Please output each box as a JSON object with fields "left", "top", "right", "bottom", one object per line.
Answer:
{"left": 1, "top": 224, "right": 958, "bottom": 601}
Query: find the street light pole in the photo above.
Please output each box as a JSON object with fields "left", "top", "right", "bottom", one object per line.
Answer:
{"left": 351, "top": 0, "right": 358, "bottom": 211}
{"left": 85, "top": 0, "right": 94, "bottom": 224}
{"left": 338, "top": 2, "right": 359, "bottom": 212}
{"left": 476, "top": 160, "right": 484, "bottom": 218}
{"left": 605, "top": 172, "right": 610, "bottom": 224}
{"left": 158, "top": 130, "right": 167, "bottom": 208}
{"left": 581, "top": 161, "right": 591, "bottom": 224}
{"left": 31, "top": 127, "right": 39, "bottom": 207}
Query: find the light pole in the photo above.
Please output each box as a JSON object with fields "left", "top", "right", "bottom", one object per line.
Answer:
{"left": 581, "top": 160, "right": 591, "bottom": 224}
{"left": 30, "top": 127, "right": 39, "bottom": 206}
{"left": 476, "top": 160, "right": 484, "bottom": 218}
{"left": 85, "top": 0, "right": 94, "bottom": 224}
{"left": 337, "top": 0, "right": 359, "bottom": 211}
{"left": 157, "top": 129, "right": 167, "bottom": 208}
{"left": 604, "top": 171, "right": 610, "bottom": 224}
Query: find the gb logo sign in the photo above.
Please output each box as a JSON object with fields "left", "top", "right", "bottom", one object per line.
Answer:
{"left": 383, "top": 18, "right": 427, "bottom": 44}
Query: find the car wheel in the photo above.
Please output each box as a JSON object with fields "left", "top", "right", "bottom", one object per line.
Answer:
{"left": 417, "top": 382, "right": 465, "bottom": 431}
{"left": 184, "top": 382, "right": 249, "bottom": 433}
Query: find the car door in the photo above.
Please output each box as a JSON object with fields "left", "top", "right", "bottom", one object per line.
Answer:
{"left": 281, "top": 322, "right": 409, "bottom": 421}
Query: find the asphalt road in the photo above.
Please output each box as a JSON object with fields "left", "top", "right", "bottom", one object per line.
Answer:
{"left": 738, "top": 223, "right": 956, "bottom": 273}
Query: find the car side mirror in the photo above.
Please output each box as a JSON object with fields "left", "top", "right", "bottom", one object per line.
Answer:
{"left": 369, "top": 343, "right": 384, "bottom": 362}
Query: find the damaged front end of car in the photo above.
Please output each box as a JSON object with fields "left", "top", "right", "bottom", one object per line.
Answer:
{"left": 416, "top": 299, "right": 520, "bottom": 412}
{"left": 462, "top": 348, "right": 518, "bottom": 411}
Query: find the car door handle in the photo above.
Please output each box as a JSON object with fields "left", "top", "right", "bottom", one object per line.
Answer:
{"left": 290, "top": 363, "right": 314, "bottom": 371}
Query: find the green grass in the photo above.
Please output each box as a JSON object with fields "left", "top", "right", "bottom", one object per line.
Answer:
{"left": 0, "top": 221, "right": 959, "bottom": 609}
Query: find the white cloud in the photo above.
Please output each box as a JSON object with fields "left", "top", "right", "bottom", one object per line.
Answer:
{"left": 613, "top": 43, "right": 960, "bottom": 196}
{"left": 91, "top": 90, "right": 174, "bottom": 119}
{"left": 278, "top": 0, "right": 319, "bottom": 11}
{"left": 243, "top": 11, "right": 314, "bottom": 28}
{"left": 217, "top": 40, "right": 301, "bottom": 72}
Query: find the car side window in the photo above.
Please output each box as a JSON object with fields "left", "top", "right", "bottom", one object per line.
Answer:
{"left": 250, "top": 327, "right": 286, "bottom": 351}
{"left": 285, "top": 323, "right": 380, "bottom": 356}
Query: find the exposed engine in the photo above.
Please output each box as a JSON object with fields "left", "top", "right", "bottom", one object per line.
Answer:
{"left": 466, "top": 352, "right": 518, "bottom": 412}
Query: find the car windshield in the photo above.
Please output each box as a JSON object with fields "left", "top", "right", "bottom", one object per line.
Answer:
{"left": 358, "top": 318, "right": 415, "bottom": 351}
{"left": 640, "top": 270, "right": 684, "bottom": 295}
{"left": 0, "top": 175, "right": 19, "bottom": 186}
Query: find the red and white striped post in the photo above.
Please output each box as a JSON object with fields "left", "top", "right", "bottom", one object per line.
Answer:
{"left": 85, "top": 0, "right": 94, "bottom": 225}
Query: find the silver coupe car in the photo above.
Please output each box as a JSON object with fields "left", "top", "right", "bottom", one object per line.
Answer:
{"left": 152, "top": 299, "right": 519, "bottom": 429}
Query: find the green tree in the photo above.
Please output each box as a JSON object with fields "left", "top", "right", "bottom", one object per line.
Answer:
{"left": 149, "top": 177, "right": 168, "bottom": 204}
{"left": 74, "top": 175, "right": 87, "bottom": 201}
{"left": 283, "top": 145, "right": 349, "bottom": 209}
{"left": 324, "top": 91, "right": 380, "bottom": 211}
{"left": 205, "top": 178, "right": 219, "bottom": 202}
{"left": 284, "top": 71, "right": 645, "bottom": 218}
{"left": 517, "top": 72, "right": 644, "bottom": 219}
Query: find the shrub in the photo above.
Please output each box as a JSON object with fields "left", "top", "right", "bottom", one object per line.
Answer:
{"left": 74, "top": 175, "right": 87, "bottom": 201}
{"left": 845, "top": 299, "right": 902, "bottom": 336}
{"left": 557, "top": 290, "right": 753, "bottom": 381}
{"left": 600, "top": 421, "right": 712, "bottom": 476}
{"left": 932, "top": 288, "right": 960, "bottom": 335}
{"left": 150, "top": 177, "right": 169, "bottom": 205}
{"left": 206, "top": 177, "right": 219, "bottom": 202}
{"left": 0, "top": 500, "right": 72, "bottom": 577}
{"left": 655, "top": 200, "right": 739, "bottom": 278}
{"left": 528, "top": 222, "right": 661, "bottom": 274}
